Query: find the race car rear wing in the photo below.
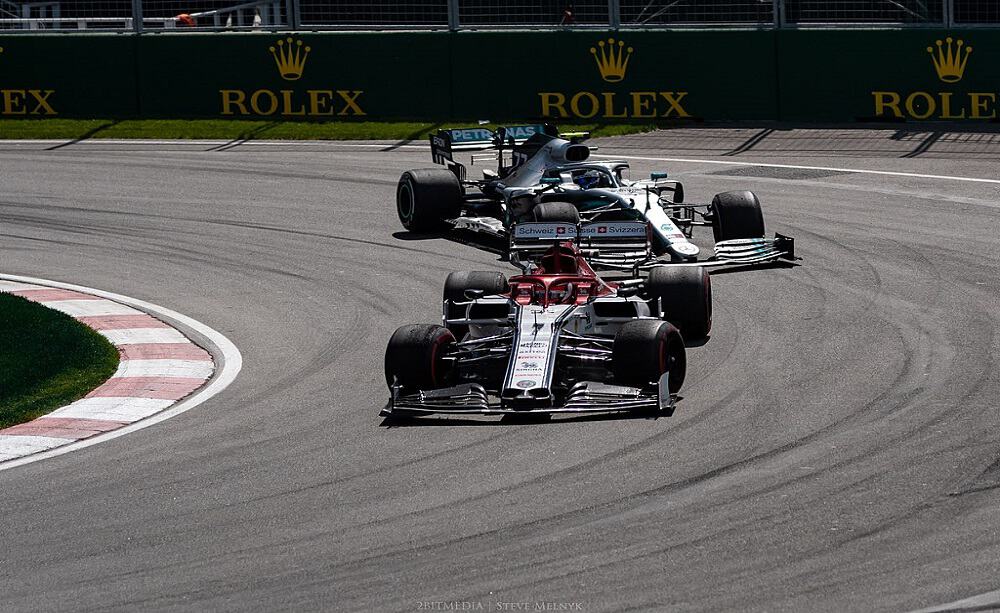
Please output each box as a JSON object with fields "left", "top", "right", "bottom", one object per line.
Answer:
{"left": 509, "top": 221, "right": 651, "bottom": 266}
{"left": 430, "top": 123, "right": 566, "bottom": 181}
{"left": 509, "top": 221, "right": 797, "bottom": 271}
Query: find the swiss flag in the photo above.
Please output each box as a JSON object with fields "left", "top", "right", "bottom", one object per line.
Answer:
{"left": 556, "top": 226, "right": 567, "bottom": 234}
{"left": 598, "top": 226, "right": 608, "bottom": 234}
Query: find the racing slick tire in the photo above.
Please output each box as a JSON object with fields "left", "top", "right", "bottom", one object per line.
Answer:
{"left": 443, "top": 271, "right": 509, "bottom": 339}
{"left": 646, "top": 266, "right": 712, "bottom": 341}
{"left": 612, "top": 320, "right": 686, "bottom": 394}
{"left": 531, "top": 202, "right": 580, "bottom": 224}
{"left": 710, "top": 190, "right": 765, "bottom": 242}
{"left": 397, "top": 169, "right": 463, "bottom": 232}
{"left": 384, "top": 324, "right": 455, "bottom": 390}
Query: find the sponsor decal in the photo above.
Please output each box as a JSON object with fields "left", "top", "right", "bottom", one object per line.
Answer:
{"left": 0, "top": 47, "right": 58, "bottom": 116}
{"left": 580, "top": 222, "right": 646, "bottom": 238}
{"left": 220, "top": 37, "right": 365, "bottom": 118}
{"left": 519, "top": 342, "right": 548, "bottom": 350}
{"left": 539, "top": 38, "right": 690, "bottom": 120}
{"left": 514, "top": 223, "right": 576, "bottom": 239}
{"left": 516, "top": 380, "right": 535, "bottom": 389}
{"left": 872, "top": 36, "right": 995, "bottom": 120}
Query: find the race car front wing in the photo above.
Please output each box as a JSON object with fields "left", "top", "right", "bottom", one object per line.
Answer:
{"left": 382, "top": 374, "right": 675, "bottom": 418}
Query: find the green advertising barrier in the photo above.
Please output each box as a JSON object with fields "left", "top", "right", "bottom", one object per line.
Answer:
{"left": 136, "top": 32, "right": 453, "bottom": 119}
{"left": 0, "top": 35, "right": 138, "bottom": 118}
{"left": 449, "top": 30, "right": 778, "bottom": 121}
{"left": 777, "top": 29, "right": 1000, "bottom": 122}
{"left": 3, "top": 30, "right": 1000, "bottom": 123}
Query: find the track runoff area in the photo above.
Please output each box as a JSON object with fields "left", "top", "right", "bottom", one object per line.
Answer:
{"left": 0, "top": 129, "right": 999, "bottom": 612}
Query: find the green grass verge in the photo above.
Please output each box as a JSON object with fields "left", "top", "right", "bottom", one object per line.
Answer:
{"left": 0, "top": 119, "right": 659, "bottom": 141}
{"left": 0, "top": 293, "right": 120, "bottom": 429}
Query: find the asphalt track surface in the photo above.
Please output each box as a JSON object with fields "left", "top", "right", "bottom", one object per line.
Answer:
{"left": 1, "top": 128, "right": 999, "bottom": 612}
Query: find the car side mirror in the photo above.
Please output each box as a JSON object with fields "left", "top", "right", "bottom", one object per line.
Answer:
{"left": 540, "top": 177, "right": 561, "bottom": 185}
{"left": 650, "top": 171, "right": 669, "bottom": 180}
{"left": 464, "top": 289, "right": 485, "bottom": 300}
{"left": 672, "top": 183, "right": 684, "bottom": 204}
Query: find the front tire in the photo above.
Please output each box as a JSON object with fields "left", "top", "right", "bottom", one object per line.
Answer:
{"left": 646, "top": 266, "right": 712, "bottom": 341}
{"left": 384, "top": 324, "right": 455, "bottom": 390}
{"left": 612, "top": 320, "right": 686, "bottom": 393}
{"left": 711, "top": 190, "right": 765, "bottom": 242}
{"left": 443, "top": 271, "right": 508, "bottom": 338}
{"left": 396, "top": 169, "right": 462, "bottom": 232}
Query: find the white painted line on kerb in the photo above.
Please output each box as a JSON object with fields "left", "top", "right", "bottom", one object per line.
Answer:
{"left": 0, "top": 274, "right": 243, "bottom": 472}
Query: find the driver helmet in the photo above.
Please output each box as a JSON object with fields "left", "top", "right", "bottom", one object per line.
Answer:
{"left": 574, "top": 170, "right": 604, "bottom": 190}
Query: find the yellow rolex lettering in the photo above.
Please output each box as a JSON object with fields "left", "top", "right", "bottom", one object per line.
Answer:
{"left": 220, "top": 90, "right": 249, "bottom": 115}
{"left": 308, "top": 90, "right": 335, "bottom": 116}
{"left": 279, "top": 90, "right": 306, "bottom": 116}
{"left": 601, "top": 92, "right": 627, "bottom": 118}
{"left": 2, "top": 89, "right": 27, "bottom": 115}
{"left": 939, "top": 92, "right": 966, "bottom": 119}
{"left": 905, "top": 92, "right": 935, "bottom": 120}
{"left": 336, "top": 90, "right": 365, "bottom": 116}
{"left": 250, "top": 89, "right": 279, "bottom": 116}
{"left": 539, "top": 93, "right": 568, "bottom": 118}
{"left": 630, "top": 91, "right": 657, "bottom": 118}
{"left": 969, "top": 93, "right": 997, "bottom": 119}
{"left": 27, "top": 90, "right": 56, "bottom": 115}
{"left": 872, "top": 91, "right": 903, "bottom": 118}
{"left": 659, "top": 92, "right": 690, "bottom": 117}
{"left": 570, "top": 92, "right": 600, "bottom": 119}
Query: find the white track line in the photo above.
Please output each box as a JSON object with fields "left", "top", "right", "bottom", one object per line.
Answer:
{"left": 600, "top": 154, "right": 1000, "bottom": 186}
{"left": 909, "top": 588, "right": 1000, "bottom": 612}
{"left": 0, "top": 274, "right": 243, "bottom": 472}
{"left": 5, "top": 139, "right": 998, "bottom": 185}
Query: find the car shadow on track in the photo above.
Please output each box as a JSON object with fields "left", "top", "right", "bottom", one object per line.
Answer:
{"left": 392, "top": 230, "right": 508, "bottom": 258}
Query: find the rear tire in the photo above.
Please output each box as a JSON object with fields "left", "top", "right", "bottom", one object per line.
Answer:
{"left": 443, "top": 271, "right": 508, "bottom": 338}
{"left": 612, "top": 320, "right": 686, "bottom": 393}
{"left": 397, "top": 169, "right": 463, "bottom": 232}
{"left": 711, "top": 190, "right": 765, "bottom": 242}
{"left": 531, "top": 201, "right": 580, "bottom": 224}
{"left": 646, "top": 266, "right": 712, "bottom": 341}
{"left": 384, "top": 324, "right": 455, "bottom": 390}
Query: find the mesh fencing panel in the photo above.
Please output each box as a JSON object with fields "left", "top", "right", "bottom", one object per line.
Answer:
{"left": 784, "top": 0, "right": 945, "bottom": 24}
{"left": 620, "top": 1, "right": 774, "bottom": 25}
{"left": 954, "top": 0, "right": 1000, "bottom": 24}
{"left": 298, "top": 0, "right": 446, "bottom": 27}
{"left": 139, "top": 0, "right": 289, "bottom": 29}
{"left": 458, "top": 0, "right": 607, "bottom": 26}
{"left": 4, "top": 0, "right": 1000, "bottom": 32}
{"left": 1, "top": 0, "right": 132, "bottom": 30}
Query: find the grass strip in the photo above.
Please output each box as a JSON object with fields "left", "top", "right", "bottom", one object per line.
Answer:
{"left": 0, "top": 119, "right": 659, "bottom": 141}
{"left": 0, "top": 293, "right": 120, "bottom": 429}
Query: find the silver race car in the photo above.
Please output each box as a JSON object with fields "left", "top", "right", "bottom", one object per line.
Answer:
{"left": 396, "top": 124, "right": 794, "bottom": 269}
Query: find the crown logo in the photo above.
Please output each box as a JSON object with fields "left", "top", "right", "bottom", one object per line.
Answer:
{"left": 590, "top": 38, "right": 633, "bottom": 83}
{"left": 927, "top": 37, "right": 972, "bottom": 83}
{"left": 269, "top": 37, "right": 310, "bottom": 81}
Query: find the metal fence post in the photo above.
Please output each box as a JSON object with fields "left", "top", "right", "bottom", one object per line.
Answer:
{"left": 773, "top": 0, "right": 785, "bottom": 28}
{"left": 944, "top": 0, "right": 954, "bottom": 27}
{"left": 447, "top": 0, "right": 459, "bottom": 31}
{"left": 130, "top": 0, "right": 143, "bottom": 33}
{"left": 608, "top": 0, "right": 620, "bottom": 29}
{"left": 287, "top": 0, "right": 300, "bottom": 29}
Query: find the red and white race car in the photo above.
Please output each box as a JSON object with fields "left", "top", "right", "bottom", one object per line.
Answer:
{"left": 383, "top": 222, "right": 715, "bottom": 419}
